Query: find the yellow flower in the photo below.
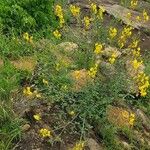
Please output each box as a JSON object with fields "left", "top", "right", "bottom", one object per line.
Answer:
{"left": 23, "top": 32, "right": 29, "bottom": 41}
{"left": 23, "top": 87, "right": 33, "bottom": 96}
{"left": 143, "top": 9, "right": 149, "bottom": 22}
{"left": 29, "top": 36, "right": 33, "bottom": 43}
{"left": 43, "top": 79, "right": 48, "bottom": 85}
{"left": 132, "top": 47, "right": 141, "bottom": 57}
{"left": 132, "top": 59, "right": 142, "bottom": 69}
{"left": 130, "top": 0, "right": 138, "bottom": 9}
{"left": 91, "top": 3, "right": 97, "bottom": 15}
{"left": 135, "top": 72, "right": 149, "bottom": 97}
{"left": 55, "top": 5, "right": 63, "bottom": 17}
{"left": 55, "top": 5, "right": 65, "bottom": 27}
{"left": 33, "top": 114, "right": 41, "bottom": 121}
{"left": 122, "top": 110, "right": 130, "bottom": 119}
{"left": 74, "top": 70, "right": 80, "bottom": 79}
{"left": 129, "top": 39, "right": 139, "bottom": 49}
{"left": 109, "top": 53, "right": 117, "bottom": 64}
{"left": 109, "top": 58, "right": 115, "bottom": 64}
{"left": 70, "top": 5, "right": 80, "bottom": 17}
{"left": 127, "top": 12, "right": 132, "bottom": 19}
{"left": 83, "top": 16, "right": 91, "bottom": 30}
{"left": 88, "top": 64, "right": 98, "bottom": 78}
{"left": 69, "top": 111, "right": 75, "bottom": 116}
{"left": 34, "top": 90, "right": 42, "bottom": 98}
{"left": 39, "top": 128, "right": 51, "bottom": 138}
{"left": 72, "top": 141, "right": 85, "bottom": 150}
{"left": 118, "top": 26, "right": 133, "bottom": 48}
{"left": 23, "top": 32, "right": 33, "bottom": 43}
{"left": 129, "top": 113, "right": 135, "bottom": 127}
{"left": 53, "top": 30, "right": 61, "bottom": 39}
{"left": 136, "top": 16, "right": 141, "bottom": 21}
{"left": 97, "top": 6, "right": 105, "bottom": 20}
{"left": 109, "top": 27, "right": 117, "bottom": 39}
{"left": 94, "top": 43, "right": 103, "bottom": 54}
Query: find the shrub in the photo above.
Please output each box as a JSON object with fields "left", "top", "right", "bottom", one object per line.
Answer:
{"left": 0, "top": 0, "right": 58, "bottom": 34}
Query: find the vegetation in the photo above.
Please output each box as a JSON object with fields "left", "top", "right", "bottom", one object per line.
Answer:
{"left": 0, "top": 0, "right": 150, "bottom": 149}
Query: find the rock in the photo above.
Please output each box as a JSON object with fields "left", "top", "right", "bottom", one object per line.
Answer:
{"left": 126, "top": 60, "right": 145, "bottom": 78}
{"left": 121, "top": 141, "right": 131, "bottom": 150}
{"left": 22, "top": 124, "right": 31, "bottom": 132}
{"left": 107, "top": 105, "right": 133, "bottom": 127}
{"left": 70, "top": 69, "right": 92, "bottom": 91}
{"left": 104, "top": 4, "right": 150, "bottom": 30}
{"left": 100, "top": 61, "right": 116, "bottom": 77}
{"left": 77, "top": 1, "right": 150, "bottom": 31}
{"left": 87, "top": 138, "right": 104, "bottom": 150}
{"left": 136, "top": 109, "right": 150, "bottom": 131}
{"left": 102, "top": 46, "right": 122, "bottom": 58}
{"left": 58, "top": 42, "right": 78, "bottom": 53}
{"left": 11, "top": 56, "right": 37, "bottom": 72}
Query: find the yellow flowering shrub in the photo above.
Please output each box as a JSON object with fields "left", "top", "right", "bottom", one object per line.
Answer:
{"left": 109, "top": 27, "right": 117, "bottom": 39}
{"left": 132, "top": 59, "right": 143, "bottom": 69}
{"left": 23, "top": 87, "right": 33, "bottom": 96}
{"left": 55, "top": 5, "right": 65, "bottom": 27}
{"left": 90, "top": 3, "right": 97, "bottom": 15}
{"left": 83, "top": 16, "right": 91, "bottom": 30}
{"left": 94, "top": 43, "right": 103, "bottom": 55}
{"left": 53, "top": 29, "right": 61, "bottom": 39}
{"left": 23, "top": 32, "right": 33, "bottom": 44}
{"left": 109, "top": 53, "right": 117, "bottom": 64}
{"left": 72, "top": 141, "right": 85, "bottom": 150}
{"left": 88, "top": 64, "right": 98, "bottom": 78}
{"left": 33, "top": 114, "right": 41, "bottom": 121}
{"left": 130, "top": 0, "right": 138, "bottom": 9}
{"left": 97, "top": 6, "right": 105, "bottom": 20}
{"left": 143, "top": 9, "right": 149, "bottom": 22}
{"left": 70, "top": 5, "right": 80, "bottom": 17}
{"left": 39, "top": 128, "right": 52, "bottom": 138}
{"left": 136, "top": 72, "right": 150, "bottom": 97}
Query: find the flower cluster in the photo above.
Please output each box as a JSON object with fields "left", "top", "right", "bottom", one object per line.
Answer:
{"left": 109, "top": 27, "right": 117, "bottom": 39}
{"left": 90, "top": 3, "right": 97, "bottom": 15}
{"left": 109, "top": 53, "right": 117, "bottom": 64}
{"left": 70, "top": 5, "right": 80, "bottom": 17}
{"left": 69, "top": 110, "right": 75, "bottom": 116}
{"left": 83, "top": 16, "right": 91, "bottom": 30}
{"left": 23, "top": 87, "right": 41, "bottom": 98}
{"left": 129, "top": 113, "right": 135, "bottom": 127}
{"left": 33, "top": 114, "right": 41, "bottom": 121}
{"left": 43, "top": 79, "right": 49, "bottom": 85}
{"left": 130, "top": 0, "right": 138, "bottom": 9}
{"left": 53, "top": 29, "right": 61, "bottom": 39}
{"left": 88, "top": 64, "right": 98, "bottom": 78}
{"left": 94, "top": 43, "right": 103, "bottom": 55}
{"left": 23, "top": 87, "right": 33, "bottom": 96}
{"left": 97, "top": 6, "right": 105, "bottom": 20}
{"left": 23, "top": 32, "right": 33, "bottom": 43}
{"left": 143, "top": 9, "right": 149, "bottom": 22}
{"left": 55, "top": 5, "right": 65, "bottom": 27}
{"left": 136, "top": 9, "right": 149, "bottom": 23}
{"left": 39, "top": 128, "right": 52, "bottom": 138}
{"left": 132, "top": 59, "right": 143, "bottom": 69}
{"left": 72, "top": 141, "right": 85, "bottom": 150}
{"left": 122, "top": 111, "right": 135, "bottom": 127}
{"left": 135, "top": 72, "right": 150, "bottom": 96}
{"left": 118, "top": 26, "right": 133, "bottom": 48}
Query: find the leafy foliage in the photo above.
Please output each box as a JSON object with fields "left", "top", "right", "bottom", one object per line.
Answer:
{"left": 0, "top": 0, "right": 58, "bottom": 34}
